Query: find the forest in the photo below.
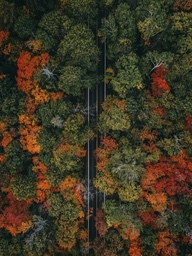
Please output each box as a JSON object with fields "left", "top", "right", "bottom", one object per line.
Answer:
{"left": 0, "top": 0, "right": 192, "bottom": 255}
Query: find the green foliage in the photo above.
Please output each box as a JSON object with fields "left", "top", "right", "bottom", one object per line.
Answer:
{"left": 23, "top": 216, "right": 55, "bottom": 256}
{"left": 35, "top": 29, "right": 58, "bottom": 52}
{"left": 62, "top": 113, "right": 94, "bottom": 145}
{"left": 5, "top": 141, "right": 32, "bottom": 175}
{"left": 118, "top": 184, "right": 141, "bottom": 202}
{"left": 38, "top": 10, "right": 65, "bottom": 37}
{"left": 36, "top": 99, "right": 71, "bottom": 128}
{"left": 47, "top": 193, "right": 66, "bottom": 217}
{"left": 171, "top": 12, "right": 192, "bottom": 32}
{"left": 103, "top": 200, "right": 142, "bottom": 231}
{"left": 109, "top": 146, "right": 146, "bottom": 184}
{"left": 57, "top": 24, "right": 99, "bottom": 71}
{"left": 11, "top": 173, "right": 36, "bottom": 200}
{"left": 0, "top": 78, "right": 24, "bottom": 119}
{"left": 141, "top": 227, "right": 157, "bottom": 256}
{"left": 52, "top": 151, "right": 82, "bottom": 177}
{"left": 141, "top": 51, "right": 175, "bottom": 76}
{"left": 110, "top": 53, "right": 143, "bottom": 97}
{"left": 58, "top": 65, "right": 96, "bottom": 95}
{"left": 136, "top": 1, "right": 168, "bottom": 44}
{"left": 176, "top": 34, "right": 192, "bottom": 54}
{"left": 63, "top": 0, "right": 97, "bottom": 20}
{"left": 14, "top": 15, "right": 37, "bottom": 39}
{"left": 99, "top": 96, "right": 131, "bottom": 133}
{"left": 100, "top": 3, "right": 136, "bottom": 60}
{"left": 0, "top": 0, "right": 14, "bottom": 28}
{"left": 45, "top": 165, "right": 65, "bottom": 186}
{"left": 0, "top": 233, "right": 11, "bottom": 256}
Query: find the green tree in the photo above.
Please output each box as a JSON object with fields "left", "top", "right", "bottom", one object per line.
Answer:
{"left": 99, "top": 96, "right": 131, "bottom": 133}
{"left": 58, "top": 65, "right": 96, "bottom": 95}
{"left": 100, "top": 3, "right": 136, "bottom": 60}
{"left": 109, "top": 53, "right": 143, "bottom": 97}
{"left": 136, "top": 1, "right": 169, "bottom": 45}
{"left": 14, "top": 15, "right": 37, "bottom": 39}
{"left": 62, "top": 113, "right": 94, "bottom": 145}
{"left": 11, "top": 172, "right": 36, "bottom": 200}
{"left": 57, "top": 24, "right": 99, "bottom": 71}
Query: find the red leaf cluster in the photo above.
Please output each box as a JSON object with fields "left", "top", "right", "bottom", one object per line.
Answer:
{"left": 95, "top": 209, "right": 108, "bottom": 237}
{"left": 0, "top": 192, "right": 31, "bottom": 236}
{"left": 151, "top": 66, "right": 171, "bottom": 97}
{"left": 0, "top": 31, "right": 9, "bottom": 47}
{"left": 142, "top": 151, "right": 192, "bottom": 212}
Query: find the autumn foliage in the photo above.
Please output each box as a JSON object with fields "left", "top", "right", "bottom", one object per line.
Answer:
{"left": 151, "top": 66, "right": 171, "bottom": 97}
{"left": 0, "top": 192, "right": 32, "bottom": 236}
{"left": 18, "top": 114, "right": 41, "bottom": 154}
{"left": 156, "top": 230, "right": 178, "bottom": 256}
{"left": 0, "top": 31, "right": 10, "bottom": 47}
{"left": 141, "top": 151, "right": 192, "bottom": 212}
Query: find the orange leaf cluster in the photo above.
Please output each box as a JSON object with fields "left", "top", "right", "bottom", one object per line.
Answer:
{"left": 55, "top": 143, "right": 86, "bottom": 158}
{"left": 185, "top": 115, "right": 192, "bottom": 130}
{"left": 1, "top": 131, "right": 13, "bottom": 148}
{"left": 17, "top": 51, "right": 64, "bottom": 114}
{"left": 101, "top": 136, "right": 118, "bottom": 151}
{"left": 156, "top": 230, "right": 178, "bottom": 256}
{"left": 59, "top": 176, "right": 85, "bottom": 206}
{"left": 0, "top": 121, "right": 6, "bottom": 132}
{"left": 95, "top": 148, "right": 109, "bottom": 171}
{"left": 35, "top": 176, "right": 51, "bottom": 203}
{"left": 123, "top": 228, "right": 143, "bottom": 256}
{"left": 173, "top": 0, "right": 192, "bottom": 11}
{"left": 140, "top": 128, "right": 157, "bottom": 152}
{"left": 102, "top": 96, "right": 126, "bottom": 112}
{"left": 129, "top": 239, "right": 142, "bottom": 256}
{"left": 32, "top": 157, "right": 51, "bottom": 203}
{"left": 0, "top": 31, "right": 10, "bottom": 47}
{"left": 18, "top": 114, "right": 41, "bottom": 154}
{"left": 49, "top": 92, "right": 64, "bottom": 101}
{"left": 79, "top": 230, "right": 88, "bottom": 241}
{"left": 151, "top": 66, "right": 171, "bottom": 97}
{"left": 16, "top": 51, "right": 49, "bottom": 93}
{"left": 96, "top": 136, "right": 118, "bottom": 172}
{"left": 0, "top": 154, "right": 6, "bottom": 163}
{"left": 153, "top": 107, "right": 165, "bottom": 117}
{"left": 144, "top": 192, "right": 167, "bottom": 212}
{"left": 142, "top": 151, "right": 192, "bottom": 211}
{"left": 26, "top": 39, "right": 42, "bottom": 52}
{"left": 31, "top": 81, "right": 50, "bottom": 105}
{"left": 32, "top": 156, "right": 48, "bottom": 173}
{"left": 59, "top": 176, "right": 79, "bottom": 192}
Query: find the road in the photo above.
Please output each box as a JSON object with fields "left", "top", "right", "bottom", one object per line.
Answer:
{"left": 86, "top": 40, "right": 107, "bottom": 251}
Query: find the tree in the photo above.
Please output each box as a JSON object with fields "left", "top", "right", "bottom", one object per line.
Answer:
{"left": 62, "top": 113, "right": 94, "bottom": 145}
{"left": 58, "top": 65, "right": 96, "bottom": 95}
{"left": 100, "top": 3, "right": 137, "bottom": 60}
{"left": 14, "top": 15, "right": 37, "bottom": 39}
{"left": 109, "top": 53, "right": 143, "bottom": 97}
{"left": 11, "top": 173, "right": 36, "bottom": 200}
{"left": 136, "top": 1, "right": 169, "bottom": 46}
{"left": 59, "top": 0, "right": 97, "bottom": 24}
{"left": 0, "top": 191, "right": 32, "bottom": 236}
{"left": 99, "top": 96, "right": 131, "bottom": 133}
{"left": 57, "top": 24, "right": 99, "bottom": 71}
{"left": 38, "top": 10, "right": 65, "bottom": 38}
